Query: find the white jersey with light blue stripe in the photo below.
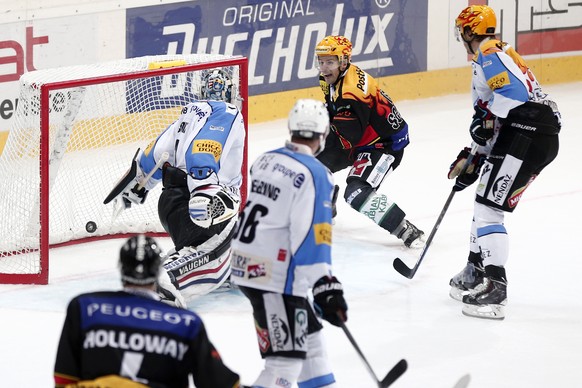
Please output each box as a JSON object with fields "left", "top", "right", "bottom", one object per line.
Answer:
{"left": 471, "top": 39, "right": 547, "bottom": 119}
{"left": 137, "top": 100, "right": 245, "bottom": 198}
{"left": 231, "top": 141, "right": 335, "bottom": 297}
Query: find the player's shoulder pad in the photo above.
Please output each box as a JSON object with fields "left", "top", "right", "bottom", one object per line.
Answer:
{"left": 480, "top": 39, "right": 505, "bottom": 56}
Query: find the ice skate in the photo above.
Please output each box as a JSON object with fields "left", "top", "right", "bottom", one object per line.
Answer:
{"left": 461, "top": 276, "right": 507, "bottom": 320}
{"left": 397, "top": 220, "right": 425, "bottom": 248}
{"left": 449, "top": 261, "right": 485, "bottom": 301}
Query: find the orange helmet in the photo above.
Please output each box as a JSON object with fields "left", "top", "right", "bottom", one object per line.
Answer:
{"left": 315, "top": 35, "right": 352, "bottom": 64}
{"left": 455, "top": 5, "right": 497, "bottom": 37}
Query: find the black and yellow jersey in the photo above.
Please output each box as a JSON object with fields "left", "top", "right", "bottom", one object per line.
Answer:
{"left": 319, "top": 64, "right": 409, "bottom": 151}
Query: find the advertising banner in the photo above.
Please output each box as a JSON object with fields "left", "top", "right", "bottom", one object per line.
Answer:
{"left": 488, "top": 0, "right": 582, "bottom": 55}
{"left": 0, "top": 15, "right": 109, "bottom": 132}
{"left": 126, "top": 0, "right": 429, "bottom": 96}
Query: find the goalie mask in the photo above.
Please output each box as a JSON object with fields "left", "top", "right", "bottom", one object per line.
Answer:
{"left": 201, "top": 69, "right": 233, "bottom": 103}
{"left": 288, "top": 98, "right": 330, "bottom": 155}
{"left": 119, "top": 235, "right": 162, "bottom": 285}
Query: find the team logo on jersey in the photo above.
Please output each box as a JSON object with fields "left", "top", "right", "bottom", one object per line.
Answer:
{"left": 487, "top": 71, "right": 510, "bottom": 90}
{"left": 314, "top": 223, "right": 332, "bottom": 245}
{"left": 192, "top": 139, "right": 222, "bottom": 161}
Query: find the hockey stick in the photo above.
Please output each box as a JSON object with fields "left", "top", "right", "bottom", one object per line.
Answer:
{"left": 137, "top": 151, "right": 170, "bottom": 190}
{"left": 339, "top": 319, "right": 407, "bottom": 387}
{"left": 110, "top": 151, "right": 169, "bottom": 221}
{"left": 393, "top": 143, "right": 479, "bottom": 279}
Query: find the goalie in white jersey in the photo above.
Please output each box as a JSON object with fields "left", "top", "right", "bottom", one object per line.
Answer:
{"left": 105, "top": 70, "right": 245, "bottom": 307}
{"left": 231, "top": 99, "right": 348, "bottom": 387}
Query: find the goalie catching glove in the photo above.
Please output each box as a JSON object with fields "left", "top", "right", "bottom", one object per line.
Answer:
{"left": 470, "top": 100, "right": 495, "bottom": 146}
{"left": 312, "top": 276, "right": 348, "bottom": 327}
{"left": 448, "top": 147, "right": 486, "bottom": 192}
{"left": 189, "top": 184, "right": 240, "bottom": 228}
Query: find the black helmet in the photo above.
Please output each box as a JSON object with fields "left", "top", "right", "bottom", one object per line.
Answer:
{"left": 119, "top": 235, "right": 162, "bottom": 285}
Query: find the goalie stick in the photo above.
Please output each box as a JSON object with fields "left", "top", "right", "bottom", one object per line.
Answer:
{"left": 393, "top": 143, "right": 479, "bottom": 279}
{"left": 339, "top": 319, "right": 407, "bottom": 388}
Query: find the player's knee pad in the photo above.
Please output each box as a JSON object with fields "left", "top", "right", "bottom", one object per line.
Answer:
{"left": 345, "top": 180, "right": 405, "bottom": 233}
{"left": 297, "top": 331, "right": 337, "bottom": 387}
{"left": 344, "top": 179, "right": 374, "bottom": 208}
{"left": 253, "top": 356, "right": 303, "bottom": 388}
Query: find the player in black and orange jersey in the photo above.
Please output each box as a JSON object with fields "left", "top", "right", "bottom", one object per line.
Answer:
{"left": 54, "top": 235, "right": 242, "bottom": 388}
{"left": 314, "top": 35, "right": 425, "bottom": 248}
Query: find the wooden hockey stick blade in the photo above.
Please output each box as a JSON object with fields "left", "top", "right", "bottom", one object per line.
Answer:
{"left": 380, "top": 358, "right": 408, "bottom": 388}
{"left": 393, "top": 257, "right": 416, "bottom": 279}
{"left": 452, "top": 374, "right": 471, "bottom": 388}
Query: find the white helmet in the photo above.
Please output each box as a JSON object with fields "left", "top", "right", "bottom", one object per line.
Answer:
{"left": 288, "top": 99, "right": 330, "bottom": 153}
{"left": 201, "top": 69, "right": 232, "bottom": 103}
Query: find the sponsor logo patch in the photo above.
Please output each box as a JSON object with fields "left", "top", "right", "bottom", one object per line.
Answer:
{"left": 255, "top": 322, "right": 270, "bottom": 353}
{"left": 313, "top": 223, "right": 332, "bottom": 245}
{"left": 248, "top": 263, "right": 266, "bottom": 279}
{"left": 192, "top": 139, "right": 222, "bottom": 161}
{"left": 487, "top": 71, "right": 510, "bottom": 90}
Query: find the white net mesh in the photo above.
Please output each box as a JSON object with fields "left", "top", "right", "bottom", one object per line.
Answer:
{"left": 0, "top": 54, "right": 246, "bottom": 282}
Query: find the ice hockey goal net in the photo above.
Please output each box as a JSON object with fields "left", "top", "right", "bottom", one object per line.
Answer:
{"left": 0, "top": 54, "right": 248, "bottom": 284}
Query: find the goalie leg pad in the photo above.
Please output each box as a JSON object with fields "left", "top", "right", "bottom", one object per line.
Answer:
{"left": 161, "top": 218, "right": 237, "bottom": 301}
{"left": 157, "top": 267, "right": 187, "bottom": 309}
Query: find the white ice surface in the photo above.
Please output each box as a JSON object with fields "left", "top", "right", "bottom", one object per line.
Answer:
{"left": 1, "top": 82, "right": 581, "bottom": 388}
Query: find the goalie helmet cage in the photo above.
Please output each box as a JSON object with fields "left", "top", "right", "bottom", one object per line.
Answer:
{"left": 0, "top": 54, "right": 249, "bottom": 285}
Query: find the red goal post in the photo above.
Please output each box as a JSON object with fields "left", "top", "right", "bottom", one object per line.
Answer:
{"left": 0, "top": 54, "right": 249, "bottom": 285}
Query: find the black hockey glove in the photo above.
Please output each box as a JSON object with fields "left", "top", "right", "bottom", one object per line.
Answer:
{"left": 448, "top": 147, "right": 485, "bottom": 192}
{"left": 313, "top": 276, "right": 348, "bottom": 327}
{"left": 469, "top": 100, "right": 495, "bottom": 146}
{"left": 122, "top": 183, "right": 148, "bottom": 208}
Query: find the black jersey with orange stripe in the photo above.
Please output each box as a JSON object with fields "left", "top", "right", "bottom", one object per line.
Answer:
{"left": 318, "top": 63, "right": 409, "bottom": 151}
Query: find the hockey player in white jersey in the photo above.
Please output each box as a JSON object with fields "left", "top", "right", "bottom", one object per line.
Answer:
{"left": 231, "top": 99, "right": 347, "bottom": 387}
{"left": 105, "top": 71, "right": 244, "bottom": 307}
{"left": 449, "top": 6, "right": 560, "bottom": 319}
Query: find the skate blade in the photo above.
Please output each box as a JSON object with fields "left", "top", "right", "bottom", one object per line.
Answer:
{"left": 462, "top": 303, "right": 505, "bottom": 320}
{"left": 449, "top": 286, "right": 469, "bottom": 302}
